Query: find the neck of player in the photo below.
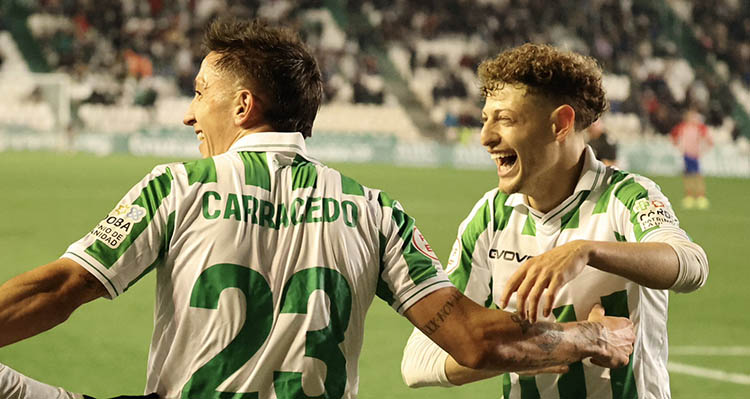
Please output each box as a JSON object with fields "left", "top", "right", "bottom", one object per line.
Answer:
{"left": 527, "top": 147, "right": 586, "bottom": 213}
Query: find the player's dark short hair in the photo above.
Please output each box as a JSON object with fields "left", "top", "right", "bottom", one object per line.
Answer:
{"left": 204, "top": 18, "right": 323, "bottom": 138}
{"left": 478, "top": 43, "right": 607, "bottom": 130}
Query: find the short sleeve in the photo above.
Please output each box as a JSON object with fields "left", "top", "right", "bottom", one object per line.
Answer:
{"left": 612, "top": 175, "right": 686, "bottom": 243}
{"left": 374, "top": 191, "right": 452, "bottom": 314}
{"left": 62, "top": 164, "right": 176, "bottom": 298}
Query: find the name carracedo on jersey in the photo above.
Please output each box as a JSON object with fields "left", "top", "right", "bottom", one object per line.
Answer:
{"left": 201, "top": 191, "right": 360, "bottom": 229}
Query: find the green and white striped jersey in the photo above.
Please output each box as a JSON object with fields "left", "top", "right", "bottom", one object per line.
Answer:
{"left": 447, "top": 147, "right": 687, "bottom": 399}
{"left": 63, "top": 132, "right": 451, "bottom": 399}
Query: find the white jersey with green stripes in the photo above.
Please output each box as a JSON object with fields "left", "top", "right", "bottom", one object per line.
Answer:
{"left": 446, "top": 147, "right": 687, "bottom": 399}
{"left": 63, "top": 132, "right": 451, "bottom": 399}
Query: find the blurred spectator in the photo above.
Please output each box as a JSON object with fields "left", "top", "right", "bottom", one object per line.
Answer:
{"left": 670, "top": 109, "right": 713, "bottom": 209}
{"left": 8, "top": 0, "right": 748, "bottom": 139}
{"left": 587, "top": 119, "right": 618, "bottom": 166}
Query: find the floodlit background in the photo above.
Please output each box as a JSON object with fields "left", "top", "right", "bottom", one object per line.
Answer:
{"left": 1, "top": 0, "right": 749, "bottom": 397}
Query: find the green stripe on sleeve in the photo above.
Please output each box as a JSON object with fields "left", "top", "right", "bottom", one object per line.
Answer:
{"left": 341, "top": 174, "right": 365, "bottom": 196}
{"left": 613, "top": 178, "right": 653, "bottom": 241}
{"left": 184, "top": 157, "right": 217, "bottom": 185}
{"left": 376, "top": 232, "right": 396, "bottom": 306}
{"left": 601, "top": 290, "right": 637, "bottom": 399}
{"left": 291, "top": 154, "right": 317, "bottom": 189}
{"left": 552, "top": 304, "right": 587, "bottom": 399}
{"left": 85, "top": 169, "right": 173, "bottom": 269}
{"left": 396, "top": 280, "right": 449, "bottom": 314}
{"left": 593, "top": 170, "right": 628, "bottom": 214}
{"left": 239, "top": 152, "right": 271, "bottom": 191}
{"left": 378, "top": 192, "right": 438, "bottom": 284}
{"left": 65, "top": 251, "right": 119, "bottom": 296}
{"left": 450, "top": 200, "right": 492, "bottom": 293}
{"left": 125, "top": 211, "right": 175, "bottom": 291}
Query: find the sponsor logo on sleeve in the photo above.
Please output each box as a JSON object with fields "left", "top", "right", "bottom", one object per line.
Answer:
{"left": 634, "top": 198, "right": 678, "bottom": 231}
{"left": 412, "top": 227, "right": 439, "bottom": 262}
{"left": 90, "top": 204, "right": 148, "bottom": 249}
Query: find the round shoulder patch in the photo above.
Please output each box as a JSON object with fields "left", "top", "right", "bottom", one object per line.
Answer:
{"left": 412, "top": 227, "right": 439, "bottom": 261}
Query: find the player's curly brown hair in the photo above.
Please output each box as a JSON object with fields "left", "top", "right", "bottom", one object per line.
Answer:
{"left": 478, "top": 43, "right": 607, "bottom": 130}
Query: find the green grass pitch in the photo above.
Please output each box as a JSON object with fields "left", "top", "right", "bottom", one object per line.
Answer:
{"left": 0, "top": 151, "right": 748, "bottom": 398}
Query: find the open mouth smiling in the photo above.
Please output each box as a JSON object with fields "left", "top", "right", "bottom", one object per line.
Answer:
{"left": 491, "top": 151, "right": 518, "bottom": 174}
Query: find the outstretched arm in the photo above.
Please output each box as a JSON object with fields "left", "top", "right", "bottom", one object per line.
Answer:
{"left": 0, "top": 258, "right": 107, "bottom": 348}
{"left": 500, "top": 238, "right": 707, "bottom": 322}
{"left": 0, "top": 362, "right": 159, "bottom": 399}
{"left": 403, "top": 287, "right": 633, "bottom": 373}
{"left": 0, "top": 363, "right": 83, "bottom": 399}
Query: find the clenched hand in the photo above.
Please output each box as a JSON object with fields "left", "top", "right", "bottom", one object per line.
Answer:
{"left": 586, "top": 304, "right": 635, "bottom": 368}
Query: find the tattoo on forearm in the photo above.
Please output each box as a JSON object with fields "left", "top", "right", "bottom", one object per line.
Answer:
{"left": 536, "top": 323, "right": 564, "bottom": 353}
{"left": 422, "top": 291, "right": 462, "bottom": 336}
{"left": 511, "top": 314, "right": 564, "bottom": 353}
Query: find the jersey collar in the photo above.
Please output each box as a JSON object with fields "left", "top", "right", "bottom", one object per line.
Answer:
{"left": 227, "top": 132, "right": 318, "bottom": 162}
{"left": 504, "top": 146, "right": 607, "bottom": 219}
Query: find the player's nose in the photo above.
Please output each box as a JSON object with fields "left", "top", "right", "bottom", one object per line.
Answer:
{"left": 480, "top": 124, "right": 500, "bottom": 149}
{"left": 183, "top": 104, "right": 196, "bottom": 126}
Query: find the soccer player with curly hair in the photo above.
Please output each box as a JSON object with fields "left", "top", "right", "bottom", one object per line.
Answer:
{"left": 402, "top": 43, "right": 709, "bottom": 399}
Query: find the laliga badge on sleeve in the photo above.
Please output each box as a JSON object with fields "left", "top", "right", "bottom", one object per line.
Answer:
{"left": 90, "top": 204, "right": 148, "bottom": 249}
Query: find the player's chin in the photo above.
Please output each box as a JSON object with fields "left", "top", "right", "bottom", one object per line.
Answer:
{"left": 198, "top": 143, "right": 210, "bottom": 158}
{"left": 497, "top": 177, "right": 521, "bottom": 195}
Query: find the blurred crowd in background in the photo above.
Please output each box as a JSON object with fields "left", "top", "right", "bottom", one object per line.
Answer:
{"left": 0, "top": 0, "right": 749, "bottom": 143}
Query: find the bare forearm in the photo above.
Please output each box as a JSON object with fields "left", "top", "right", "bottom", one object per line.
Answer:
{"left": 413, "top": 291, "right": 602, "bottom": 370}
{"left": 584, "top": 241, "right": 679, "bottom": 289}
{"left": 471, "top": 314, "right": 604, "bottom": 371}
{"left": 445, "top": 356, "right": 502, "bottom": 385}
{"left": 0, "top": 274, "right": 75, "bottom": 347}
{"left": 445, "top": 357, "right": 569, "bottom": 385}
{"left": 405, "top": 288, "right": 631, "bottom": 378}
{"left": 0, "top": 260, "right": 105, "bottom": 347}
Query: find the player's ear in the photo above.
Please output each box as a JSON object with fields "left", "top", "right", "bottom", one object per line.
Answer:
{"left": 550, "top": 104, "right": 576, "bottom": 142}
{"left": 233, "top": 89, "right": 260, "bottom": 128}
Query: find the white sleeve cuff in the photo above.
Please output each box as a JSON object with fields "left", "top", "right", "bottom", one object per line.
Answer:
{"left": 401, "top": 328, "right": 455, "bottom": 388}
{"left": 0, "top": 364, "right": 82, "bottom": 399}
{"left": 666, "top": 238, "right": 709, "bottom": 292}
{"left": 645, "top": 228, "right": 709, "bottom": 293}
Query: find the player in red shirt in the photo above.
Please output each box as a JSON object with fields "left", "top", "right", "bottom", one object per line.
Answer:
{"left": 670, "top": 109, "right": 713, "bottom": 209}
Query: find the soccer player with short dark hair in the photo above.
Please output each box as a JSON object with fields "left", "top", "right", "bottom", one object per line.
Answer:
{"left": 1, "top": 24, "right": 635, "bottom": 399}
{"left": 402, "top": 43, "right": 708, "bottom": 398}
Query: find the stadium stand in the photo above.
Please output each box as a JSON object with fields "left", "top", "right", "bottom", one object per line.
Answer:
{"left": 0, "top": 0, "right": 748, "bottom": 154}
{"left": 0, "top": 31, "right": 56, "bottom": 131}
